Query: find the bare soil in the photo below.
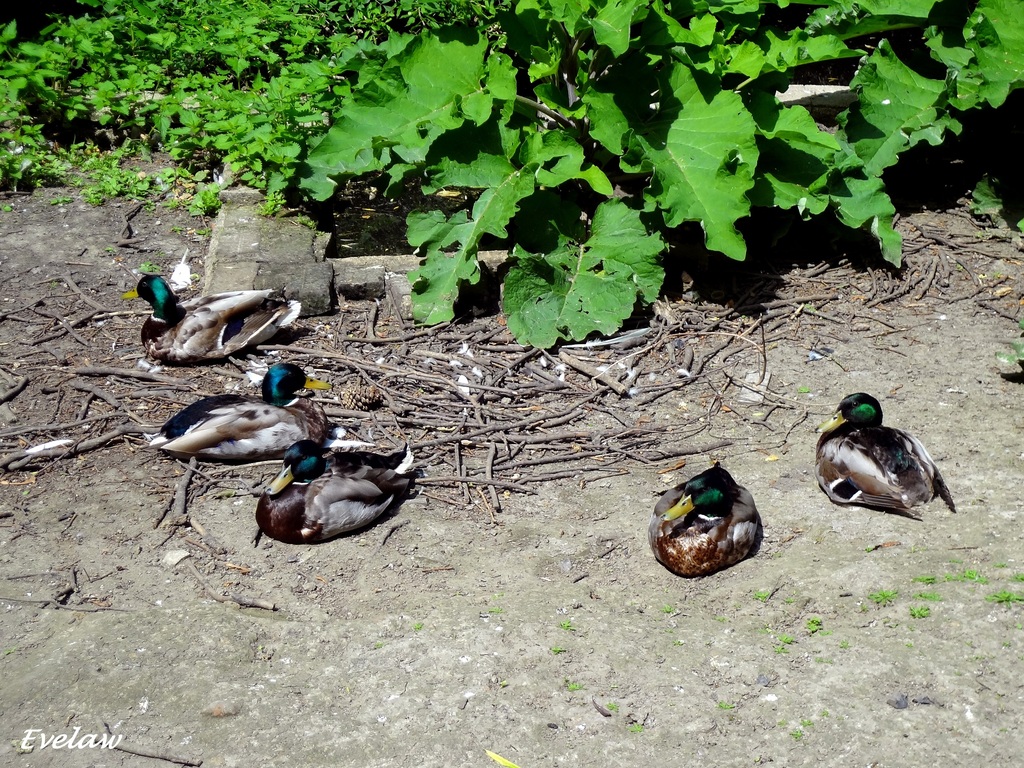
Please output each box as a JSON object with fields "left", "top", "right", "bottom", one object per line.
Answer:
{"left": 1, "top": 183, "right": 1023, "bottom": 768}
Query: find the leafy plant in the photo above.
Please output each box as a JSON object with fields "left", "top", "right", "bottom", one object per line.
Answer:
{"left": 300, "top": 0, "right": 1024, "bottom": 346}
{"left": 565, "top": 679, "right": 585, "bottom": 691}
{"left": 909, "top": 606, "right": 931, "bottom": 618}
{"left": 996, "top": 317, "right": 1024, "bottom": 371}
{"left": 869, "top": 589, "right": 898, "bottom": 606}
{"left": 986, "top": 591, "right": 1024, "bottom": 604}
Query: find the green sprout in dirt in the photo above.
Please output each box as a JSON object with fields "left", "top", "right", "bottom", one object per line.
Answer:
{"left": 564, "top": 679, "right": 584, "bottom": 692}
{"left": 558, "top": 619, "right": 576, "bottom": 632}
{"left": 412, "top": 622, "right": 424, "bottom": 631}
{"left": 627, "top": 724, "right": 644, "bottom": 734}
{"left": 914, "top": 591, "right": 943, "bottom": 601}
{"left": 1014, "top": 574, "right": 1024, "bottom": 583}
{"left": 661, "top": 604, "right": 674, "bottom": 614}
{"left": 946, "top": 569, "right": 988, "bottom": 584}
{"left": 754, "top": 590, "right": 771, "bottom": 603}
{"left": 996, "top": 317, "right": 1024, "bottom": 371}
{"left": 717, "top": 701, "right": 735, "bottom": 710}
{"left": 913, "top": 575, "right": 938, "bottom": 584}
{"left": 605, "top": 702, "right": 619, "bottom": 712}
{"left": 986, "top": 591, "right": 1024, "bottom": 604}
{"left": 550, "top": 646, "right": 567, "bottom": 655}
{"left": 869, "top": 589, "right": 899, "bottom": 606}
{"left": 806, "top": 617, "right": 824, "bottom": 635}
{"left": 910, "top": 606, "right": 932, "bottom": 619}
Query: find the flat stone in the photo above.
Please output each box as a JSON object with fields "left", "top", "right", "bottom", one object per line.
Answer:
{"left": 205, "top": 187, "right": 333, "bottom": 316}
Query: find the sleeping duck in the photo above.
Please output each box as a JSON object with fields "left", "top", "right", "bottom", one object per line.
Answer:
{"left": 149, "top": 363, "right": 330, "bottom": 461}
{"left": 816, "top": 392, "right": 956, "bottom": 515}
{"left": 256, "top": 440, "right": 415, "bottom": 544}
{"left": 649, "top": 463, "right": 761, "bottom": 577}
{"left": 122, "top": 274, "right": 300, "bottom": 363}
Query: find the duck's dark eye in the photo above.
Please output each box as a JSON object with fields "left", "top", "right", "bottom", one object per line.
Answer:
{"left": 295, "top": 455, "right": 323, "bottom": 481}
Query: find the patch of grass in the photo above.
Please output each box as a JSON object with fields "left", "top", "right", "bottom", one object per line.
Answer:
{"left": 839, "top": 639, "right": 851, "bottom": 649}
{"left": 869, "top": 589, "right": 898, "bottom": 606}
{"left": 605, "top": 702, "right": 619, "bottom": 712}
{"left": 913, "top": 592, "right": 942, "bottom": 601}
{"left": 754, "top": 590, "right": 771, "bottom": 603}
{"left": 661, "top": 604, "right": 674, "bottom": 614}
{"left": 565, "top": 679, "right": 585, "bottom": 692}
{"left": 1012, "top": 574, "right": 1024, "bottom": 583}
{"left": 790, "top": 729, "right": 804, "bottom": 741}
{"left": 627, "top": 724, "right": 644, "bottom": 734}
{"left": 945, "top": 569, "right": 988, "bottom": 584}
{"left": 487, "top": 607, "right": 503, "bottom": 614}
{"left": 986, "top": 591, "right": 1024, "bottom": 604}
{"left": 909, "top": 606, "right": 931, "bottom": 619}
{"left": 913, "top": 575, "right": 938, "bottom": 584}
{"left": 558, "top": 619, "right": 576, "bottom": 632}
{"left": 717, "top": 701, "right": 735, "bottom": 710}
{"left": 805, "top": 617, "right": 824, "bottom": 635}
{"left": 412, "top": 622, "right": 424, "bottom": 631}
{"left": 550, "top": 646, "right": 567, "bottom": 655}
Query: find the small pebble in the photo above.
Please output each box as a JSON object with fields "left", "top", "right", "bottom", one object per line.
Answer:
{"left": 756, "top": 674, "right": 771, "bottom": 687}
{"left": 887, "top": 692, "right": 909, "bottom": 709}
{"left": 202, "top": 700, "right": 241, "bottom": 717}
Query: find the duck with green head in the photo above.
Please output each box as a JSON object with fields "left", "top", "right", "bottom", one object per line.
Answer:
{"left": 816, "top": 392, "right": 956, "bottom": 515}
{"left": 649, "top": 463, "right": 761, "bottom": 577}
{"left": 122, "top": 274, "right": 301, "bottom": 363}
{"left": 149, "top": 363, "right": 331, "bottom": 461}
{"left": 256, "top": 440, "right": 415, "bottom": 544}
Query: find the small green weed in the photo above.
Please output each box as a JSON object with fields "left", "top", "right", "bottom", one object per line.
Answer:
{"left": 945, "top": 569, "right": 988, "bottom": 584}
{"left": 913, "top": 575, "right": 938, "bottom": 584}
{"left": 913, "top": 592, "right": 942, "bottom": 601}
{"left": 909, "top": 606, "right": 931, "bottom": 618}
{"left": 558, "top": 619, "right": 575, "bottom": 632}
{"left": 754, "top": 590, "right": 771, "bottom": 603}
{"left": 606, "top": 702, "right": 619, "bottom": 712}
{"left": 627, "top": 724, "right": 644, "bottom": 734}
{"left": 805, "top": 617, "right": 824, "bottom": 635}
{"left": 986, "top": 591, "right": 1024, "bottom": 604}
{"left": 661, "top": 604, "right": 674, "bottom": 614}
{"left": 565, "top": 679, "right": 585, "bottom": 692}
{"left": 869, "top": 589, "right": 898, "bottom": 606}
{"left": 550, "top": 646, "right": 567, "bottom": 655}
{"left": 412, "top": 622, "right": 424, "bottom": 631}
{"left": 717, "top": 701, "right": 735, "bottom": 710}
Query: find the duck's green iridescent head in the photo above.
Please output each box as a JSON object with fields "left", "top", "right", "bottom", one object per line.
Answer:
{"left": 122, "top": 274, "right": 180, "bottom": 322}
{"left": 662, "top": 464, "right": 736, "bottom": 521}
{"left": 267, "top": 440, "right": 327, "bottom": 495}
{"left": 818, "top": 392, "right": 883, "bottom": 433}
{"left": 261, "top": 363, "right": 331, "bottom": 406}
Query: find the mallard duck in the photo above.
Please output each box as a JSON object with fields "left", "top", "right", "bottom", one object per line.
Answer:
{"left": 649, "top": 463, "right": 761, "bottom": 577}
{"left": 256, "top": 440, "right": 415, "bottom": 544}
{"left": 148, "top": 363, "right": 331, "bottom": 461}
{"left": 122, "top": 274, "right": 301, "bottom": 363}
{"left": 816, "top": 392, "right": 956, "bottom": 515}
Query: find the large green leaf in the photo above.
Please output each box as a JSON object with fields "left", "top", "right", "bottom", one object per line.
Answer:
{"left": 958, "top": 0, "right": 1024, "bottom": 108}
{"left": 503, "top": 199, "right": 664, "bottom": 348}
{"left": 621, "top": 61, "right": 758, "bottom": 260}
{"left": 299, "top": 30, "right": 511, "bottom": 200}
{"left": 747, "top": 92, "right": 839, "bottom": 216}
{"left": 839, "top": 40, "right": 960, "bottom": 176}
{"left": 409, "top": 169, "right": 536, "bottom": 324}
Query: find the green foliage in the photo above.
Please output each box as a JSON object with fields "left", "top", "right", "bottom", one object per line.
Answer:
{"left": 869, "top": 589, "right": 898, "bottom": 606}
{"left": 299, "top": 0, "right": 1024, "bottom": 345}
{"left": 995, "top": 316, "right": 1024, "bottom": 370}
{"left": 4, "top": 1, "right": 1023, "bottom": 346}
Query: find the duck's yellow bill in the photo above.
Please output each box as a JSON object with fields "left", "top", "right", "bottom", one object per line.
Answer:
{"left": 304, "top": 376, "right": 331, "bottom": 391}
{"left": 122, "top": 288, "right": 140, "bottom": 300}
{"left": 663, "top": 495, "right": 695, "bottom": 521}
{"left": 268, "top": 465, "right": 296, "bottom": 495}
{"left": 817, "top": 412, "right": 846, "bottom": 433}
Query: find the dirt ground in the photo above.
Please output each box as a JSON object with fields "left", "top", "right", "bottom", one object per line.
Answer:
{"left": 1, "top": 181, "right": 1023, "bottom": 768}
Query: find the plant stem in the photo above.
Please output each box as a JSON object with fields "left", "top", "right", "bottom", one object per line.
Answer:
{"left": 514, "top": 94, "right": 577, "bottom": 131}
